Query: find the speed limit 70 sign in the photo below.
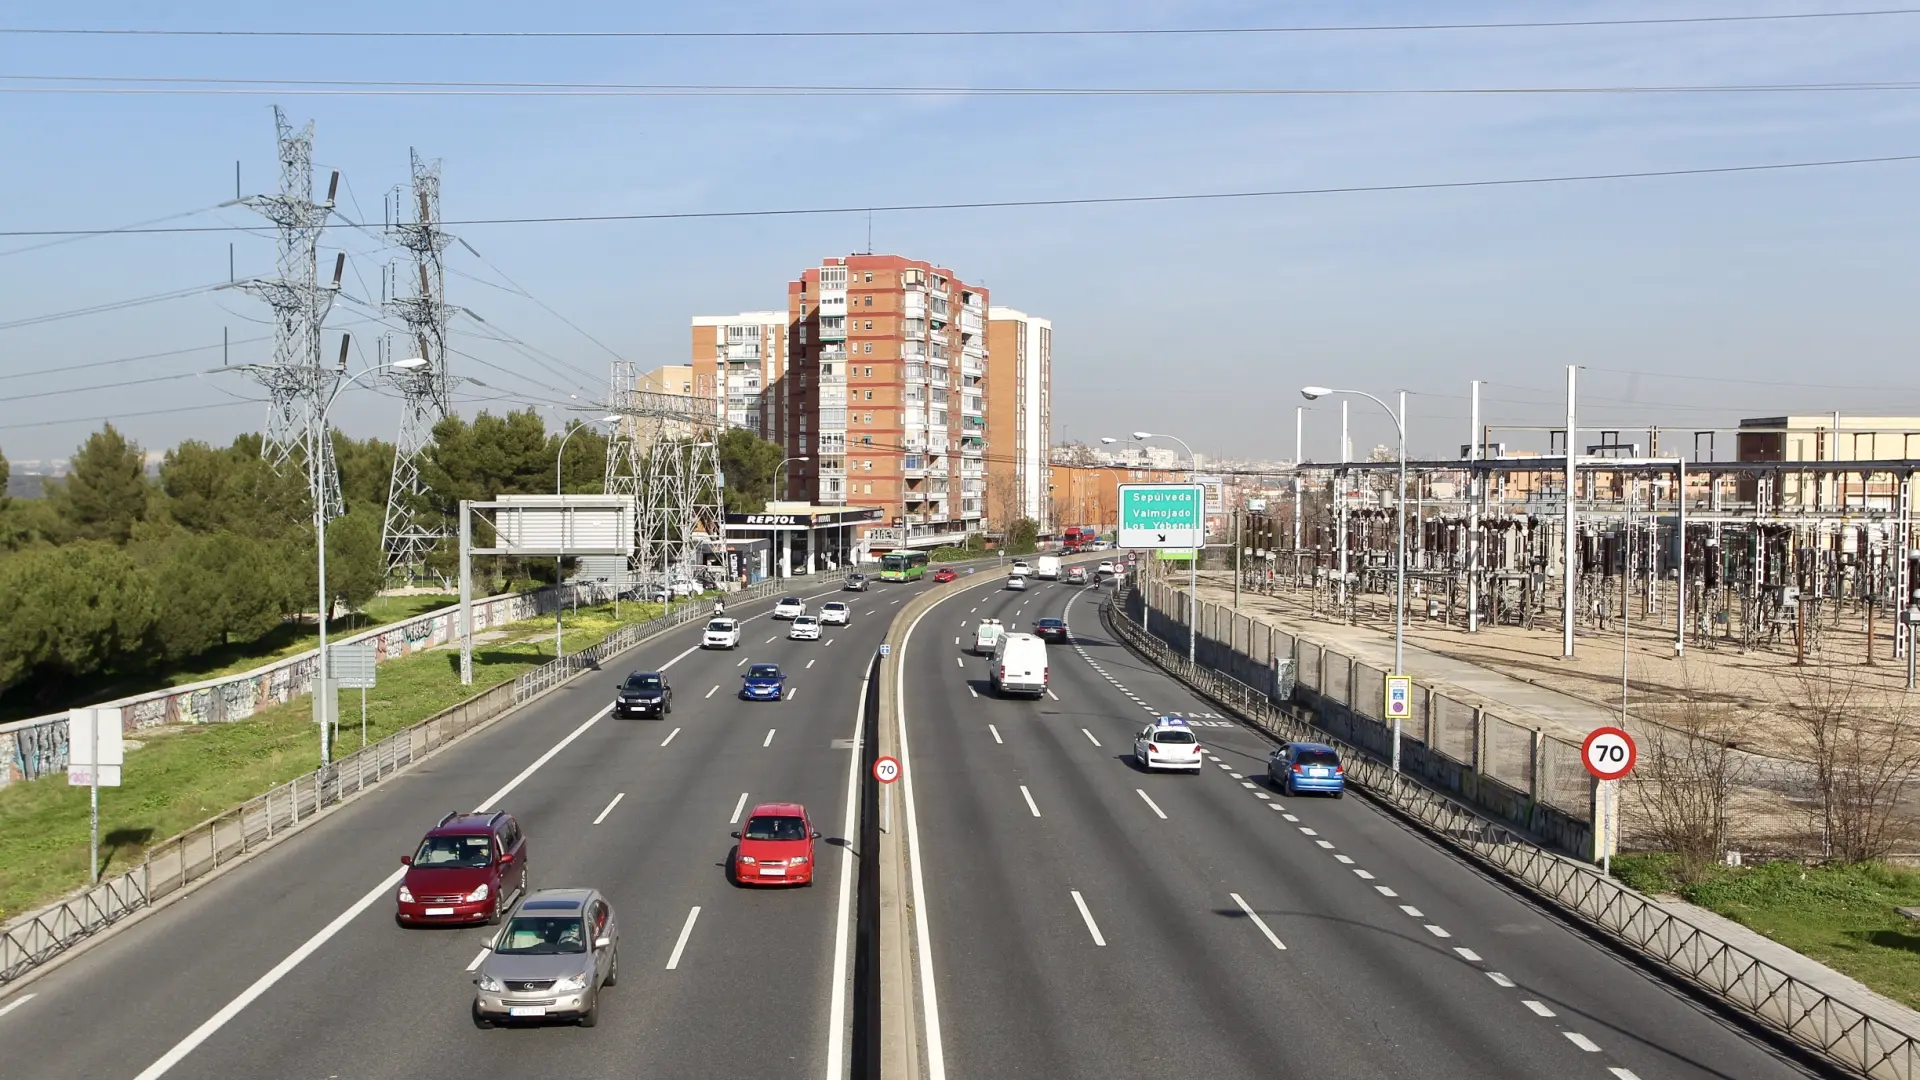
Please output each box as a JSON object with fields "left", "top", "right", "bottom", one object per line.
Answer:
{"left": 873, "top": 756, "right": 901, "bottom": 784}
{"left": 1581, "top": 726, "right": 1637, "bottom": 781}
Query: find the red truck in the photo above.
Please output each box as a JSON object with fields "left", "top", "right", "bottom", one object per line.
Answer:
{"left": 1062, "top": 526, "right": 1090, "bottom": 552}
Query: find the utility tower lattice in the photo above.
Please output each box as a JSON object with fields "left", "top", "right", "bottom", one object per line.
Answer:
{"left": 604, "top": 362, "right": 725, "bottom": 590}
{"left": 237, "top": 106, "right": 346, "bottom": 523}
{"left": 381, "top": 149, "right": 456, "bottom": 583}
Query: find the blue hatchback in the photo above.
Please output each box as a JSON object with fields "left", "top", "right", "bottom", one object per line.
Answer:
{"left": 741, "top": 663, "right": 787, "bottom": 701}
{"left": 1268, "top": 742, "right": 1345, "bottom": 798}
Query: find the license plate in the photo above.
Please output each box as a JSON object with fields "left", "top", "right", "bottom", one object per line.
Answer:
{"left": 757, "top": 867, "right": 786, "bottom": 876}
{"left": 424, "top": 907, "right": 455, "bottom": 915}
{"left": 1311, "top": 769, "right": 1329, "bottom": 778}
{"left": 508, "top": 1006, "right": 547, "bottom": 1017}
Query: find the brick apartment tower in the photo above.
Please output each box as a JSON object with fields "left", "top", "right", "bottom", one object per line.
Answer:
{"left": 985, "top": 308, "right": 1052, "bottom": 536}
{"left": 690, "top": 311, "right": 791, "bottom": 444}
{"left": 784, "top": 255, "right": 988, "bottom": 545}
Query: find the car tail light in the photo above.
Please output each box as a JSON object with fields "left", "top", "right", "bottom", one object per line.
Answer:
{"left": 1292, "top": 763, "right": 1306, "bottom": 774}
{"left": 1149, "top": 744, "right": 1159, "bottom": 753}
{"left": 1334, "top": 766, "right": 1345, "bottom": 775}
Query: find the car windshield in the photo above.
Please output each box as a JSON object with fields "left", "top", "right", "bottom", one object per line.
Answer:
{"left": 706, "top": 621, "right": 733, "bottom": 632}
{"left": 413, "top": 834, "right": 493, "bottom": 868}
{"left": 780, "top": 598, "right": 802, "bottom": 606}
{"left": 748, "top": 665, "right": 782, "bottom": 679}
{"left": 624, "top": 675, "right": 662, "bottom": 691}
{"left": 743, "top": 815, "right": 808, "bottom": 841}
{"left": 1152, "top": 730, "right": 1198, "bottom": 744}
{"left": 495, "top": 915, "right": 586, "bottom": 955}
{"left": 1296, "top": 749, "right": 1342, "bottom": 767}
{"left": 794, "top": 617, "right": 817, "bottom": 625}
{"left": 824, "top": 603, "right": 846, "bottom": 612}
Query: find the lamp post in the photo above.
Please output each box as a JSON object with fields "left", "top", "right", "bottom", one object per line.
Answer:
{"left": 313, "top": 355, "right": 429, "bottom": 767}
{"left": 553, "top": 415, "right": 621, "bottom": 658}
{"left": 1132, "top": 430, "right": 1202, "bottom": 663}
{"left": 773, "top": 455, "right": 809, "bottom": 578}
{"left": 1301, "top": 386, "right": 1408, "bottom": 775}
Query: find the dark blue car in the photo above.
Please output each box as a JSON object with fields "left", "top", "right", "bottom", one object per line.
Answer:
{"left": 1268, "top": 742, "right": 1345, "bottom": 798}
{"left": 741, "top": 663, "right": 787, "bottom": 702}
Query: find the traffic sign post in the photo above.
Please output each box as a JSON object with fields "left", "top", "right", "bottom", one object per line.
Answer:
{"left": 1581, "top": 726, "right": 1637, "bottom": 874}
{"left": 68, "top": 707, "right": 124, "bottom": 885}
{"left": 1383, "top": 675, "right": 1412, "bottom": 721}
{"left": 1117, "top": 484, "right": 1206, "bottom": 550}
{"left": 874, "top": 755, "right": 901, "bottom": 834}
{"left": 331, "top": 642, "right": 377, "bottom": 749}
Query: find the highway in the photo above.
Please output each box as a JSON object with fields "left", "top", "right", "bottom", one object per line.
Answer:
{"left": 899, "top": 574, "right": 1821, "bottom": 1080}
{"left": 0, "top": 578, "right": 922, "bottom": 1080}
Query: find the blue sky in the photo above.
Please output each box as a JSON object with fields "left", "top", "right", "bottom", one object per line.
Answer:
{"left": 1, "top": 0, "right": 1916, "bottom": 466}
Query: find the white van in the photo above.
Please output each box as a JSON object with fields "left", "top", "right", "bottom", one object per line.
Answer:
{"left": 1035, "top": 555, "right": 1061, "bottom": 580}
{"left": 990, "top": 633, "right": 1049, "bottom": 698}
{"left": 973, "top": 618, "right": 1005, "bottom": 655}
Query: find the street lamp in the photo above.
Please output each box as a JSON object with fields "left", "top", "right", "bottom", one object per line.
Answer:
{"left": 1301, "top": 385, "right": 1408, "bottom": 776}
{"left": 552, "top": 415, "right": 621, "bottom": 658}
{"left": 313, "top": 355, "right": 428, "bottom": 768}
{"left": 773, "top": 456, "right": 809, "bottom": 578}
{"left": 1132, "top": 431, "right": 1202, "bottom": 663}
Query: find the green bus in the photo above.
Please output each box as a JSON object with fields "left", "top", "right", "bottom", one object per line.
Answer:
{"left": 878, "top": 549, "right": 929, "bottom": 582}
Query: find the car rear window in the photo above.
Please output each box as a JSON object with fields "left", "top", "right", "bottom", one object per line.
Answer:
{"left": 743, "top": 815, "right": 808, "bottom": 841}
{"left": 1152, "top": 730, "right": 1197, "bottom": 744}
{"left": 1295, "top": 749, "right": 1341, "bottom": 767}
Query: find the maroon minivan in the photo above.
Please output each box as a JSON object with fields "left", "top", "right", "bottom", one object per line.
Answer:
{"left": 396, "top": 811, "right": 527, "bottom": 927}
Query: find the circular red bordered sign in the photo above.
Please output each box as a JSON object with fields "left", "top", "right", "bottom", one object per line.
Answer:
{"left": 1581, "top": 726, "right": 1637, "bottom": 781}
{"left": 873, "top": 756, "right": 901, "bottom": 784}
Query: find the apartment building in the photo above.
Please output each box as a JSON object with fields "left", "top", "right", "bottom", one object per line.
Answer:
{"left": 985, "top": 308, "right": 1053, "bottom": 535}
{"left": 784, "top": 254, "right": 988, "bottom": 547}
{"left": 1049, "top": 462, "right": 1189, "bottom": 533}
{"left": 690, "top": 312, "right": 790, "bottom": 442}
{"left": 1737, "top": 414, "right": 1920, "bottom": 508}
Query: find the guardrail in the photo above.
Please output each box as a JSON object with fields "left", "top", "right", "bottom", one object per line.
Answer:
{"left": 1103, "top": 593, "right": 1920, "bottom": 1080}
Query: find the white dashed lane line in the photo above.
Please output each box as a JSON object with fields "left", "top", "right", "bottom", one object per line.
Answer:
{"left": 729, "top": 792, "right": 749, "bottom": 824}
{"left": 464, "top": 950, "right": 488, "bottom": 972}
{"left": 660, "top": 727, "right": 681, "bottom": 747}
{"left": 1488, "top": 972, "right": 1516, "bottom": 987}
{"left": 1229, "top": 892, "right": 1287, "bottom": 951}
{"left": 763, "top": 729, "right": 777, "bottom": 748}
{"left": 1135, "top": 789, "right": 1168, "bottom": 819}
{"left": 706, "top": 685, "right": 718, "bottom": 698}
{"left": 1020, "top": 785, "right": 1042, "bottom": 817}
{"left": 1081, "top": 728, "right": 1101, "bottom": 747}
{"left": 592, "top": 792, "right": 625, "bottom": 825}
{"left": 988, "top": 725, "right": 1003, "bottom": 745}
{"left": 1070, "top": 891, "right": 1107, "bottom": 947}
{"left": 1564, "top": 1033, "right": 1602, "bottom": 1053}
{"left": 665, "top": 906, "right": 701, "bottom": 971}
{"left": 1453, "top": 947, "right": 1481, "bottom": 961}
{"left": 1522, "top": 1000, "right": 1555, "bottom": 1017}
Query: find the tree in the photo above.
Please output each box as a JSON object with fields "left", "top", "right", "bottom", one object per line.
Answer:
{"left": 1004, "top": 516, "right": 1040, "bottom": 555}
{"left": 716, "top": 426, "right": 784, "bottom": 514}
{"left": 325, "top": 505, "right": 387, "bottom": 618}
{"left": 148, "top": 531, "right": 287, "bottom": 659}
{"left": 1781, "top": 662, "right": 1920, "bottom": 863}
{"left": 54, "top": 424, "right": 150, "bottom": 543}
{"left": 0, "top": 542, "right": 156, "bottom": 701}
{"left": 331, "top": 430, "right": 398, "bottom": 511}
{"left": 1629, "top": 665, "right": 1745, "bottom": 882}
{"left": 0, "top": 443, "right": 11, "bottom": 517}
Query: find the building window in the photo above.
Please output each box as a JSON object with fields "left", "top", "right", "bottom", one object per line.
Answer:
{"left": 864, "top": 295, "right": 873, "bottom": 307}
{"left": 862, "top": 435, "right": 874, "bottom": 445}
{"left": 864, "top": 272, "right": 873, "bottom": 282}
{"left": 865, "top": 366, "right": 874, "bottom": 377}
{"left": 863, "top": 460, "right": 873, "bottom": 471}
{"left": 864, "top": 320, "right": 873, "bottom": 330}
{"left": 864, "top": 483, "right": 873, "bottom": 494}
{"left": 864, "top": 390, "right": 874, "bottom": 400}
{"left": 864, "top": 343, "right": 873, "bottom": 353}
{"left": 865, "top": 413, "right": 874, "bottom": 424}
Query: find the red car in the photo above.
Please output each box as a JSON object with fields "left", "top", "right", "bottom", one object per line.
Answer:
{"left": 932, "top": 567, "right": 957, "bottom": 583}
{"left": 396, "top": 811, "right": 528, "bottom": 926}
{"left": 731, "top": 802, "right": 819, "bottom": 887}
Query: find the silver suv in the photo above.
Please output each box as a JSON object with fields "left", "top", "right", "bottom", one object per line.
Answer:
{"left": 472, "top": 889, "right": 620, "bottom": 1028}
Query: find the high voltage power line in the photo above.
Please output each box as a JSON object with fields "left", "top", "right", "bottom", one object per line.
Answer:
{"left": 3, "top": 10, "right": 1915, "bottom": 38}
{"left": 4, "top": 152, "right": 1915, "bottom": 240}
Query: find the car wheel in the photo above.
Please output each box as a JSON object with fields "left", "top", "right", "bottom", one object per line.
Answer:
{"left": 1284, "top": 776, "right": 1297, "bottom": 798}
{"left": 486, "top": 891, "right": 502, "bottom": 926}
{"left": 472, "top": 1003, "right": 494, "bottom": 1029}
{"left": 1334, "top": 788, "right": 1345, "bottom": 799}
{"left": 604, "top": 949, "right": 620, "bottom": 987}
{"left": 578, "top": 994, "right": 599, "bottom": 1028}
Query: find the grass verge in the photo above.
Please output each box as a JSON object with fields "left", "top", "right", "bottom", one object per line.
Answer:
{"left": 1614, "top": 853, "right": 1920, "bottom": 1010}
{"left": 0, "top": 598, "right": 672, "bottom": 923}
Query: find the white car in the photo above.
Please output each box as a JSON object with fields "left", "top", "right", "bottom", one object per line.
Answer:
{"left": 772, "top": 597, "right": 807, "bottom": 620}
{"left": 1005, "top": 575, "right": 1028, "bottom": 592}
{"left": 990, "top": 633, "right": 1048, "bottom": 698}
{"left": 1134, "top": 717, "right": 1204, "bottom": 772}
{"left": 973, "top": 618, "right": 1005, "bottom": 655}
{"left": 1010, "top": 561, "right": 1032, "bottom": 576}
{"left": 1097, "top": 560, "right": 1116, "bottom": 577}
{"left": 787, "top": 615, "right": 822, "bottom": 640}
{"left": 819, "top": 601, "right": 851, "bottom": 626}
{"left": 702, "top": 618, "right": 741, "bottom": 649}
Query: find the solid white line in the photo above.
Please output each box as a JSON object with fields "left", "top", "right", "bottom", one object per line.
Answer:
{"left": 1122, "top": 785, "right": 1164, "bottom": 817}
{"left": 1070, "top": 891, "right": 1107, "bottom": 947}
{"left": 1020, "top": 785, "right": 1041, "bottom": 817}
{"left": 1399, "top": 905, "right": 1424, "bottom": 918}
{"left": 764, "top": 728, "right": 777, "bottom": 747}
{"left": 1454, "top": 947, "right": 1482, "bottom": 961}
{"left": 465, "top": 948, "right": 489, "bottom": 972}
{"left": 1523, "top": 1000, "right": 1556, "bottom": 1017}
{"left": 730, "top": 792, "right": 749, "bottom": 823}
{"left": 1081, "top": 728, "right": 1101, "bottom": 747}
{"left": 823, "top": 662, "right": 871, "bottom": 1080}
{"left": 1564, "top": 1033, "right": 1601, "bottom": 1053}
{"left": 1488, "top": 972, "right": 1515, "bottom": 987}
{"left": 592, "top": 792, "right": 625, "bottom": 825}
{"left": 665, "top": 906, "right": 701, "bottom": 970}
{"left": 895, "top": 598, "right": 948, "bottom": 1080}
{"left": 706, "top": 685, "right": 719, "bottom": 698}
{"left": 1047, "top": 689, "right": 1060, "bottom": 701}
{"left": 0, "top": 993, "right": 35, "bottom": 1018}
{"left": 988, "top": 724, "right": 1003, "bottom": 744}
{"left": 1424, "top": 924, "right": 1451, "bottom": 938}
{"left": 661, "top": 727, "right": 680, "bottom": 746}
{"left": 1230, "top": 892, "right": 1287, "bottom": 950}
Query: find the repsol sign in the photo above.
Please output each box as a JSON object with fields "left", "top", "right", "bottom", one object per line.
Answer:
{"left": 740, "top": 514, "right": 800, "bottom": 525}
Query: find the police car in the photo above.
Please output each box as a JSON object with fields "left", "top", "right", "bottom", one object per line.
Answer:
{"left": 1133, "top": 716, "right": 1204, "bottom": 772}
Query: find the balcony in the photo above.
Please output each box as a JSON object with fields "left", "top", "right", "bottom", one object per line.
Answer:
{"left": 818, "top": 317, "right": 847, "bottom": 342}
{"left": 903, "top": 363, "right": 927, "bottom": 383}
{"left": 962, "top": 397, "right": 984, "bottom": 415}
{"left": 960, "top": 310, "right": 983, "bottom": 334}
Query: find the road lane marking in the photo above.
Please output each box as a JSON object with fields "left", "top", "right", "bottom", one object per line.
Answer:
{"left": 0, "top": 993, "right": 35, "bottom": 1018}
{"left": 1241, "top": 781, "right": 1257, "bottom": 789}
{"left": 1522, "top": 1000, "right": 1556, "bottom": 1017}
{"left": 730, "top": 792, "right": 750, "bottom": 823}
{"left": 1230, "top": 892, "right": 1287, "bottom": 951}
{"left": 764, "top": 728, "right": 777, "bottom": 748}
{"left": 665, "top": 906, "right": 701, "bottom": 970}
{"left": 968, "top": 687, "right": 978, "bottom": 698}
{"left": 895, "top": 599, "right": 949, "bottom": 1079}
{"left": 1230, "top": 773, "right": 1244, "bottom": 779}
{"left": 738, "top": 656, "right": 751, "bottom": 666}
{"left": 787, "top": 687, "right": 798, "bottom": 700}
{"left": 1564, "top": 1033, "right": 1601, "bottom": 1052}
{"left": 1609, "top": 1070, "right": 1644, "bottom": 1080}
{"left": 1282, "top": 814, "right": 1299, "bottom": 822}
{"left": 1454, "top": 947, "right": 1482, "bottom": 961}
{"left": 1488, "top": 972, "right": 1515, "bottom": 987}
{"left": 824, "top": 661, "right": 872, "bottom": 1080}
{"left": 1081, "top": 728, "right": 1101, "bottom": 747}
{"left": 1070, "top": 891, "right": 1107, "bottom": 946}
{"left": 824, "top": 639, "right": 832, "bottom": 646}
{"left": 1398, "top": 905, "right": 1424, "bottom": 918}
{"left": 1298, "top": 827, "right": 1318, "bottom": 836}
{"left": 955, "top": 636, "right": 961, "bottom": 645}
{"left": 1373, "top": 884, "right": 1395, "bottom": 896}
{"left": 592, "top": 792, "right": 626, "bottom": 825}
{"left": 1424, "top": 925, "right": 1452, "bottom": 938}
{"left": 464, "top": 950, "right": 488, "bottom": 972}
{"left": 1267, "top": 803, "right": 1286, "bottom": 810}
{"left": 1353, "top": 869, "right": 1375, "bottom": 880}
{"left": 1020, "top": 785, "right": 1041, "bottom": 817}
{"left": 989, "top": 725, "right": 1003, "bottom": 744}
{"left": 706, "top": 685, "right": 719, "bottom": 698}
{"left": 1314, "top": 840, "right": 1335, "bottom": 849}
{"left": 1047, "top": 689, "right": 1060, "bottom": 700}
{"left": 956, "top": 657, "right": 964, "bottom": 668}
{"left": 1337, "top": 855, "right": 1357, "bottom": 865}
{"left": 661, "top": 727, "right": 681, "bottom": 746}
{"left": 1254, "top": 792, "right": 1271, "bottom": 800}
{"left": 808, "top": 658, "right": 817, "bottom": 669}
{"left": 1136, "top": 789, "right": 1168, "bottom": 819}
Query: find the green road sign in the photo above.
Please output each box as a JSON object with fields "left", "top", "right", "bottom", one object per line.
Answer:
{"left": 1118, "top": 483, "right": 1205, "bottom": 549}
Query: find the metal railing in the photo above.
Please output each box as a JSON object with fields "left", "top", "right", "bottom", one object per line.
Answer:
{"left": 1103, "top": 595, "right": 1920, "bottom": 1080}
